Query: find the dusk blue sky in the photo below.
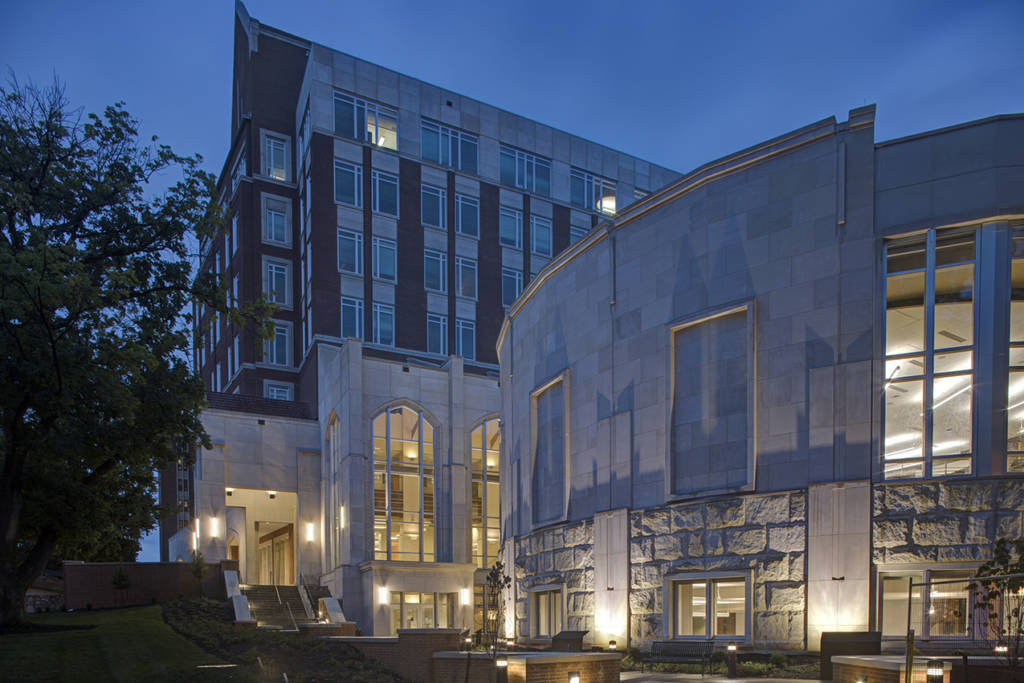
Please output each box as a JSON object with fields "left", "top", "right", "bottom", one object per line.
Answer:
{"left": 3, "top": 0, "right": 1023, "bottom": 562}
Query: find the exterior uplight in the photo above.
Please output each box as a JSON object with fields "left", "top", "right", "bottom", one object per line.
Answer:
{"left": 460, "top": 588, "right": 471, "bottom": 606}
{"left": 378, "top": 586, "right": 388, "bottom": 605}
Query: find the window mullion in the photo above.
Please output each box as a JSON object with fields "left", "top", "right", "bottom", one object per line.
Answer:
{"left": 925, "top": 230, "right": 937, "bottom": 476}
{"left": 707, "top": 579, "right": 714, "bottom": 638}
{"left": 419, "top": 414, "right": 424, "bottom": 561}
{"left": 386, "top": 413, "right": 392, "bottom": 561}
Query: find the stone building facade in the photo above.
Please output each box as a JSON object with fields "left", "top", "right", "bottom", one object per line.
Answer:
{"left": 498, "top": 108, "right": 1024, "bottom": 650}
{"left": 164, "top": 1, "right": 678, "bottom": 637}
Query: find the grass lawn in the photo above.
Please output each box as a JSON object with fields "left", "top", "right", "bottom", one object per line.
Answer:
{"left": 0, "top": 605, "right": 232, "bottom": 682}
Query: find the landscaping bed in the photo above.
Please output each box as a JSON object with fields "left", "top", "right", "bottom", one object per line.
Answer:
{"left": 620, "top": 648, "right": 822, "bottom": 678}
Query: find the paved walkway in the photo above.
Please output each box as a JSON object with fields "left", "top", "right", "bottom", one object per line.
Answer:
{"left": 621, "top": 674, "right": 823, "bottom": 683}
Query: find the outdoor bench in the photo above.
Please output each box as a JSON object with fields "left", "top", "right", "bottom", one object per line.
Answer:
{"left": 641, "top": 640, "right": 715, "bottom": 674}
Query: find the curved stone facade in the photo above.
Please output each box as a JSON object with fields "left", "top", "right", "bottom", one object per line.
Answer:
{"left": 498, "top": 109, "right": 1024, "bottom": 650}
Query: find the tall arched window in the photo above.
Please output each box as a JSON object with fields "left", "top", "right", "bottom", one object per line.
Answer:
{"left": 372, "top": 405, "right": 435, "bottom": 561}
{"left": 470, "top": 418, "right": 500, "bottom": 568}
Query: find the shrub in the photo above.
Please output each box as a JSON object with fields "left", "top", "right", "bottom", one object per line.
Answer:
{"left": 770, "top": 653, "right": 787, "bottom": 669}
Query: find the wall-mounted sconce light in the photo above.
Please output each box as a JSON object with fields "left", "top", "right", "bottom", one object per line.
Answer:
{"left": 567, "top": 672, "right": 581, "bottom": 683}
{"left": 460, "top": 588, "right": 470, "bottom": 606}
{"left": 209, "top": 517, "right": 219, "bottom": 538}
{"left": 378, "top": 586, "right": 388, "bottom": 605}
{"left": 305, "top": 522, "right": 315, "bottom": 543}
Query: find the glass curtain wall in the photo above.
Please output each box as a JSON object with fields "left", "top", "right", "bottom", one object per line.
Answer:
{"left": 884, "top": 229, "right": 976, "bottom": 478}
{"left": 1008, "top": 227, "right": 1024, "bottom": 471}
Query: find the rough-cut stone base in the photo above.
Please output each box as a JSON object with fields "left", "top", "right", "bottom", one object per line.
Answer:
{"left": 872, "top": 479, "right": 1024, "bottom": 566}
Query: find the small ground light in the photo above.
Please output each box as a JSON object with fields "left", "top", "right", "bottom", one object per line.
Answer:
{"left": 727, "top": 643, "right": 737, "bottom": 652}
{"left": 727, "top": 642, "right": 738, "bottom": 678}
{"left": 996, "top": 645, "right": 1009, "bottom": 654}
{"left": 495, "top": 656, "right": 508, "bottom": 668}
{"left": 568, "top": 673, "right": 581, "bottom": 683}
{"left": 608, "top": 640, "right": 617, "bottom": 650}
{"left": 926, "top": 660, "right": 944, "bottom": 683}
{"left": 856, "top": 678, "right": 867, "bottom": 683}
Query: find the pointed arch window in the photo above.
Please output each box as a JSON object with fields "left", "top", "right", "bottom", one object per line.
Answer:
{"left": 372, "top": 405, "right": 435, "bottom": 561}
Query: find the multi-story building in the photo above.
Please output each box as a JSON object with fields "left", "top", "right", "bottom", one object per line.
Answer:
{"left": 499, "top": 107, "right": 1024, "bottom": 650}
{"left": 163, "top": 0, "right": 679, "bottom": 635}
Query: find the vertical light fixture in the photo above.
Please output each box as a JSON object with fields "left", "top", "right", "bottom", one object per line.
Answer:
{"left": 460, "top": 588, "right": 471, "bottom": 606}
{"left": 926, "top": 660, "right": 944, "bottom": 683}
{"left": 567, "top": 672, "right": 581, "bottom": 683}
{"left": 209, "top": 516, "right": 219, "bottom": 538}
{"left": 339, "top": 505, "right": 346, "bottom": 529}
{"left": 305, "top": 522, "right": 315, "bottom": 543}
{"left": 378, "top": 586, "right": 388, "bottom": 605}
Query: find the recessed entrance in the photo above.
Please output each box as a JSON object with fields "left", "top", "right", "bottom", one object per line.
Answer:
{"left": 256, "top": 521, "right": 294, "bottom": 585}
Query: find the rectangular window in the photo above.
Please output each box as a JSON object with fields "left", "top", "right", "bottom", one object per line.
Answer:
{"left": 214, "top": 362, "right": 222, "bottom": 392}
{"left": 532, "top": 377, "right": 565, "bottom": 523}
{"left": 569, "top": 225, "right": 589, "bottom": 245}
{"left": 672, "top": 578, "right": 747, "bottom": 638}
{"left": 265, "top": 382, "right": 293, "bottom": 401}
{"left": 455, "top": 194, "right": 479, "bottom": 238}
{"left": 264, "top": 260, "right": 290, "bottom": 306}
{"left": 264, "top": 134, "right": 287, "bottom": 181}
{"left": 341, "top": 297, "right": 364, "bottom": 339}
{"left": 372, "top": 237, "right": 397, "bottom": 282}
{"left": 455, "top": 318, "right": 475, "bottom": 361}
{"left": 671, "top": 307, "right": 751, "bottom": 494}
{"left": 879, "top": 571, "right": 979, "bottom": 639}
{"left": 264, "top": 323, "right": 289, "bottom": 366}
{"left": 884, "top": 230, "right": 974, "bottom": 479}
{"left": 455, "top": 257, "right": 477, "bottom": 299}
{"left": 372, "top": 170, "right": 399, "bottom": 217}
{"left": 502, "top": 267, "right": 523, "bottom": 307}
{"left": 531, "top": 215, "right": 552, "bottom": 256}
{"left": 570, "top": 168, "right": 616, "bottom": 215}
{"left": 427, "top": 313, "right": 447, "bottom": 356}
{"left": 338, "top": 229, "right": 363, "bottom": 275}
{"left": 533, "top": 589, "right": 561, "bottom": 638}
{"left": 233, "top": 335, "right": 240, "bottom": 373}
{"left": 263, "top": 196, "right": 289, "bottom": 245}
{"left": 373, "top": 303, "right": 395, "bottom": 347}
{"left": 421, "top": 120, "right": 478, "bottom": 174}
{"left": 424, "top": 250, "right": 447, "bottom": 293}
{"left": 500, "top": 146, "right": 551, "bottom": 196}
{"left": 499, "top": 207, "right": 522, "bottom": 249}
{"left": 334, "top": 160, "right": 363, "bottom": 207}
{"left": 421, "top": 184, "right": 447, "bottom": 230}
{"left": 231, "top": 215, "right": 239, "bottom": 255}
{"left": 334, "top": 92, "right": 398, "bottom": 151}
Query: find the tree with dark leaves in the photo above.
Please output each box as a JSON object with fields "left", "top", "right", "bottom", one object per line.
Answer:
{"left": 0, "top": 78, "right": 269, "bottom": 625}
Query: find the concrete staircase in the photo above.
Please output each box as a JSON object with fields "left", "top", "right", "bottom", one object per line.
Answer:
{"left": 240, "top": 584, "right": 315, "bottom": 630}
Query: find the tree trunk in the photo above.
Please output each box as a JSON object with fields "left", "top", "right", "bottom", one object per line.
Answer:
{"left": 1, "top": 573, "right": 29, "bottom": 626}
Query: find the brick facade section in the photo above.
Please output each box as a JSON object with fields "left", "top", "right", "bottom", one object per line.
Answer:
{"left": 63, "top": 561, "right": 231, "bottom": 609}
